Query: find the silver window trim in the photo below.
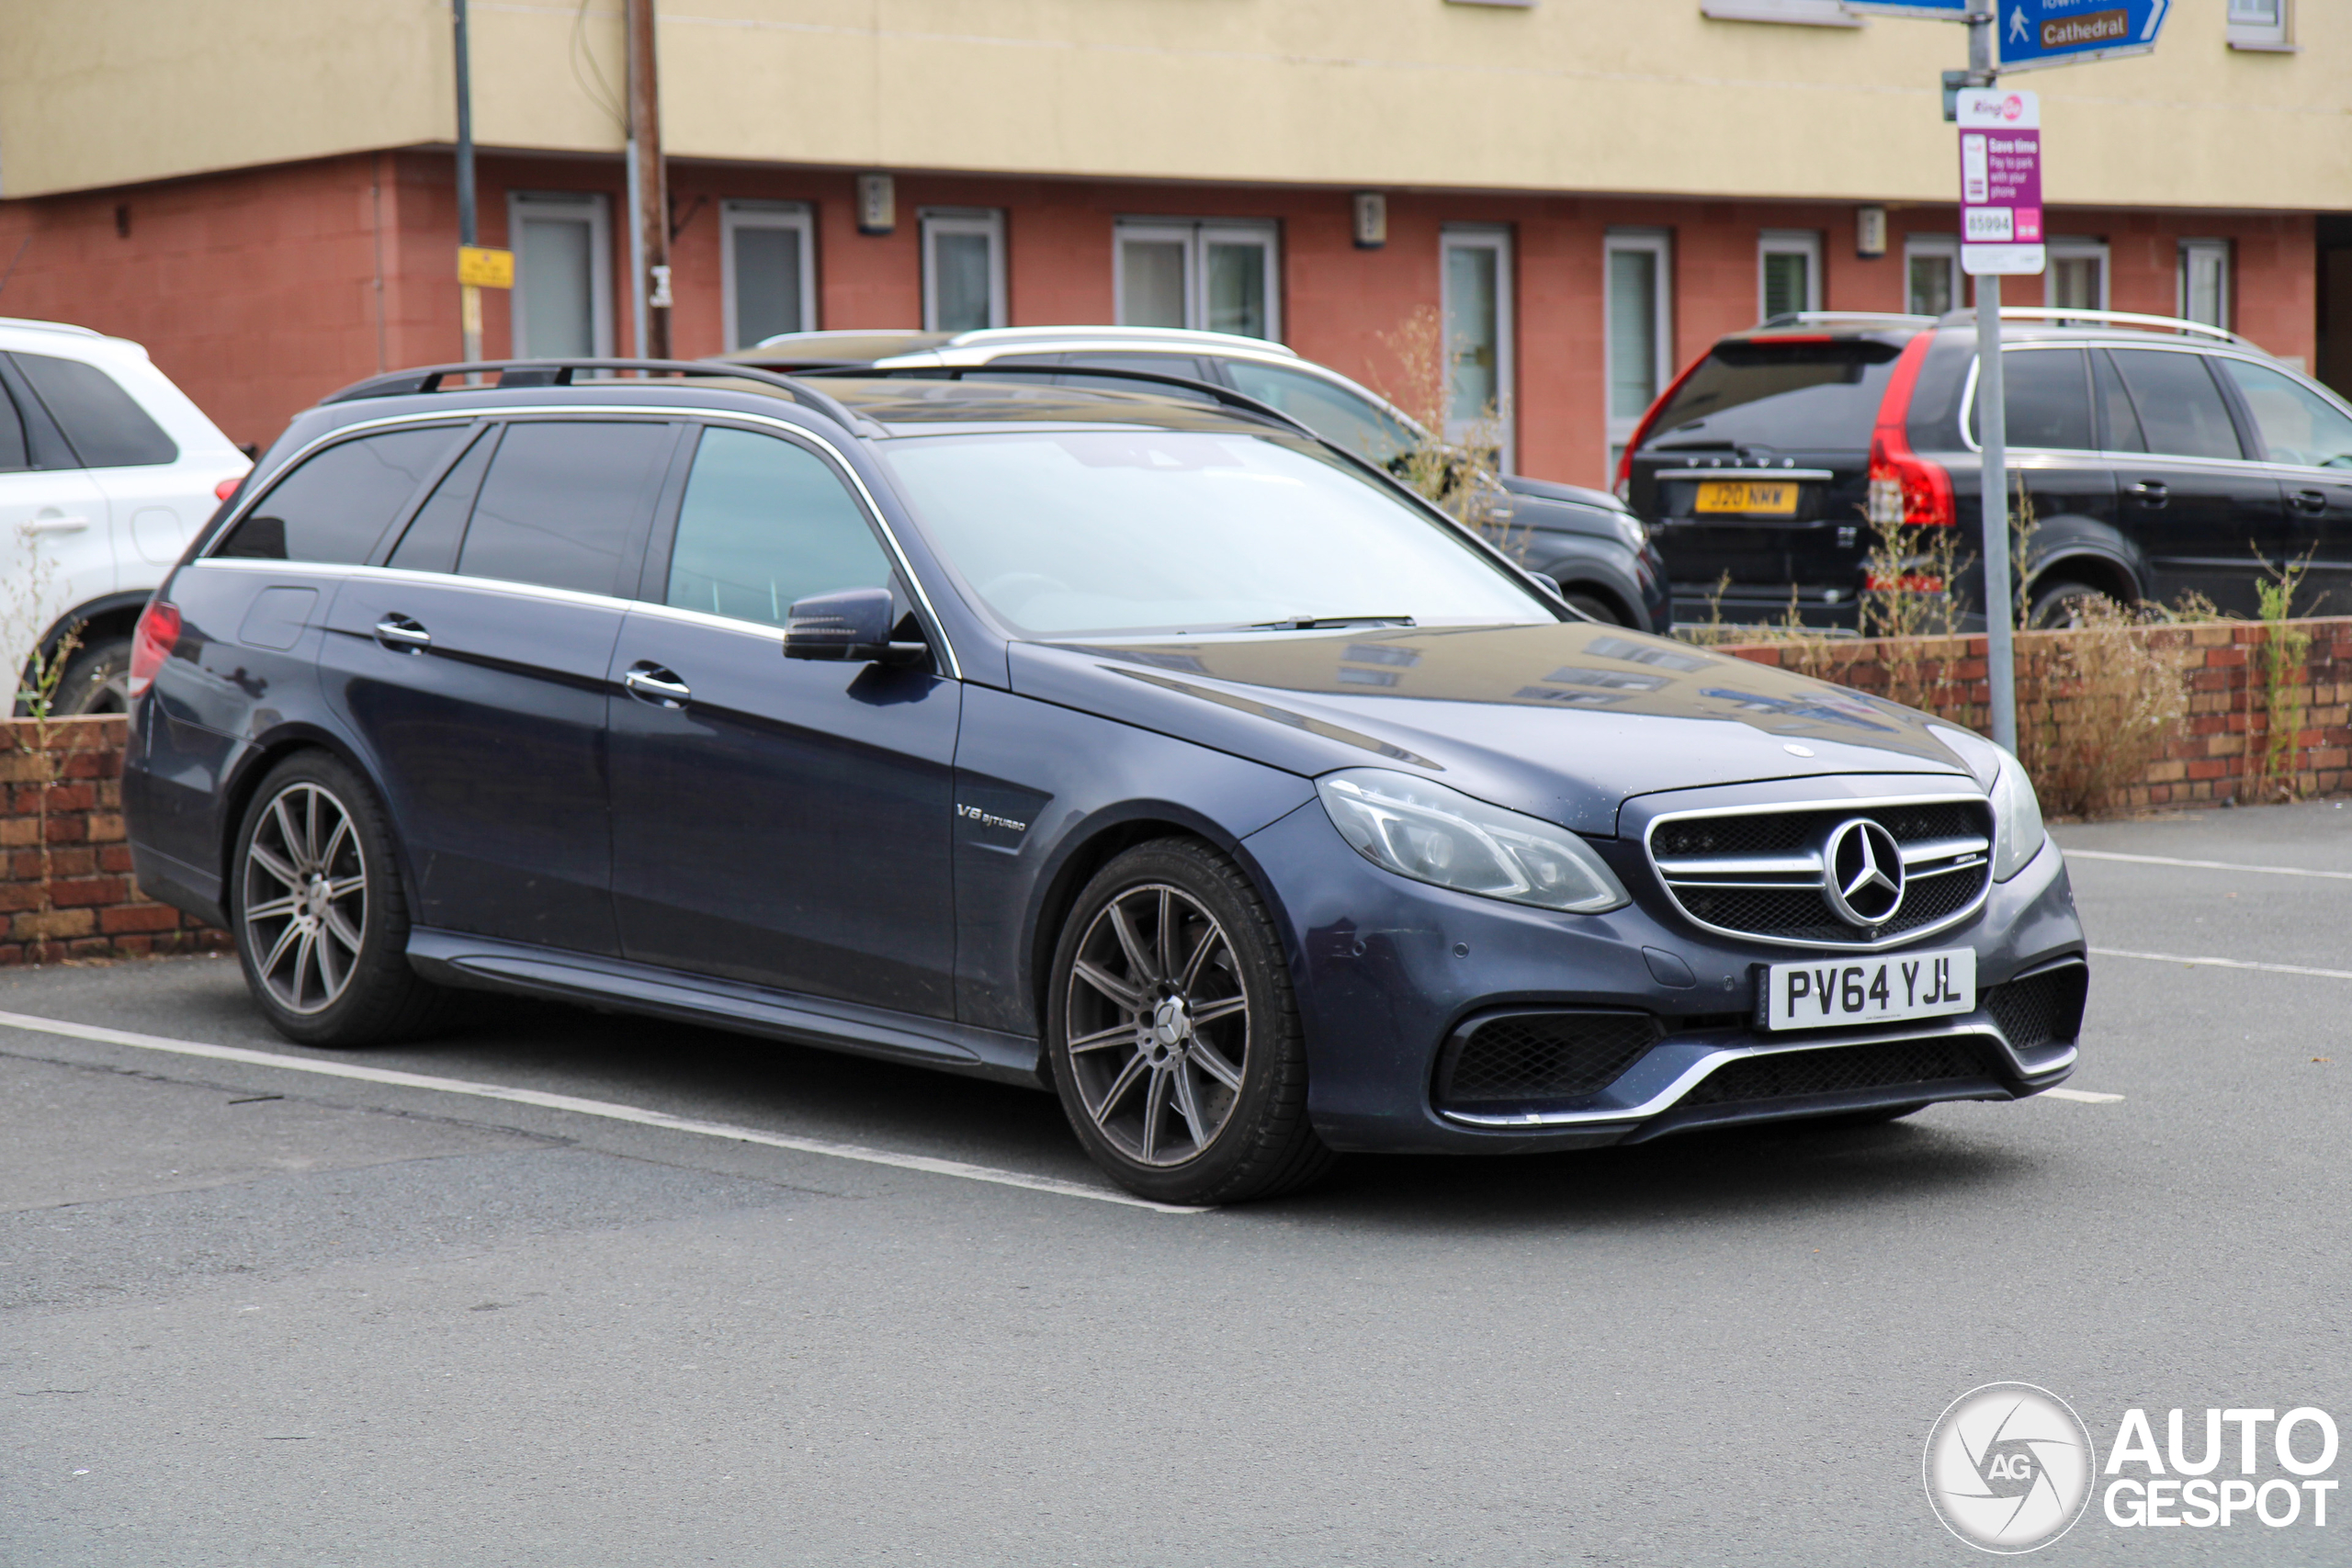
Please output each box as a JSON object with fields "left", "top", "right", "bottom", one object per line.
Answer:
{"left": 203, "top": 403, "right": 965, "bottom": 681}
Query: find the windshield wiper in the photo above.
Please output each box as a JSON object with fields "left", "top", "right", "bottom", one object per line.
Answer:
{"left": 1244, "top": 615, "right": 1418, "bottom": 632}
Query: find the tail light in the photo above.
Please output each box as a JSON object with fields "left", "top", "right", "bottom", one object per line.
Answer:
{"left": 214, "top": 476, "right": 243, "bottom": 502}
{"left": 1613, "top": 351, "right": 1708, "bottom": 497}
{"left": 1865, "top": 331, "right": 1952, "bottom": 529}
{"left": 128, "top": 600, "right": 180, "bottom": 702}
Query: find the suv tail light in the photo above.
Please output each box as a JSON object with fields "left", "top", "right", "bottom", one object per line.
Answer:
{"left": 1865, "top": 332, "right": 1952, "bottom": 529}
{"left": 214, "top": 476, "right": 243, "bottom": 502}
{"left": 1613, "top": 352, "right": 1708, "bottom": 498}
{"left": 128, "top": 600, "right": 180, "bottom": 702}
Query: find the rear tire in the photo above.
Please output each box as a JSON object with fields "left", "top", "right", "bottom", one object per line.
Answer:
{"left": 1046, "top": 839, "right": 1335, "bottom": 1205}
{"left": 1557, "top": 588, "right": 1628, "bottom": 626}
{"left": 2026, "top": 579, "right": 2115, "bottom": 629}
{"left": 230, "top": 751, "right": 447, "bottom": 1048}
{"left": 48, "top": 636, "right": 130, "bottom": 716}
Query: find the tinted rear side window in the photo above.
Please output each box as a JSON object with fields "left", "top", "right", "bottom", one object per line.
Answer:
{"left": 11, "top": 352, "right": 178, "bottom": 468}
{"left": 216, "top": 426, "right": 466, "bottom": 563}
{"left": 385, "top": 426, "right": 496, "bottom": 573}
{"left": 0, "top": 382, "right": 28, "bottom": 472}
{"left": 1971, "top": 348, "right": 2092, "bottom": 451}
{"left": 1643, "top": 340, "right": 1901, "bottom": 452}
{"left": 457, "top": 421, "right": 675, "bottom": 595}
{"left": 2108, "top": 349, "right": 2243, "bottom": 462}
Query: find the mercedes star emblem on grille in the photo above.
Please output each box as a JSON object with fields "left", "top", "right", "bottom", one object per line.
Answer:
{"left": 1822, "top": 818, "right": 1905, "bottom": 928}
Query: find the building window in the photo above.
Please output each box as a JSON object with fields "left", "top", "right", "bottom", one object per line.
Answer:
{"left": 720, "top": 201, "right": 815, "bottom": 350}
{"left": 1442, "top": 226, "right": 1514, "bottom": 465}
{"left": 2227, "top": 0, "right": 2292, "bottom": 49}
{"left": 2048, "top": 238, "right": 2109, "bottom": 320}
{"left": 509, "top": 192, "right": 613, "bottom": 358}
{"left": 1604, "top": 229, "right": 1672, "bottom": 468}
{"left": 1758, "top": 231, "right": 1822, "bottom": 321}
{"left": 1905, "top": 234, "right": 1962, "bottom": 318}
{"left": 1701, "top": 1, "right": 1862, "bottom": 26}
{"left": 922, "top": 209, "right": 1006, "bottom": 333}
{"left": 2179, "top": 240, "right": 2232, "bottom": 330}
{"left": 1114, "top": 220, "right": 1280, "bottom": 341}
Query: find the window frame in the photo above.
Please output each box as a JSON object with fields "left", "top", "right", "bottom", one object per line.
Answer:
{"left": 1758, "top": 229, "right": 1823, "bottom": 321}
{"left": 2226, "top": 0, "right": 2293, "bottom": 50}
{"left": 507, "top": 191, "right": 615, "bottom": 359}
{"left": 1701, "top": 0, "right": 1862, "bottom": 25}
{"left": 1441, "top": 224, "right": 1516, "bottom": 469}
{"left": 2046, "top": 237, "right": 2111, "bottom": 318}
{"left": 2178, "top": 238, "right": 2233, "bottom": 332}
{"left": 719, "top": 200, "right": 818, "bottom": 351}
{"left": 1112, "top": 219, "right": 1283, "bottom": 342}
{"left": 920, "top": 208, "right": 1007, "bottom": 334}
{"left": 1903, "top": 233, "right": 1962, "bottom": 319}
{"left": 1603, "top": 227, "right": 1673, "bottom": 468}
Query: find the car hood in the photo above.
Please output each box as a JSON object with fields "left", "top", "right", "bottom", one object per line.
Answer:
{"left": 1007, "top": 621, "right": 1975, "bottom": 836}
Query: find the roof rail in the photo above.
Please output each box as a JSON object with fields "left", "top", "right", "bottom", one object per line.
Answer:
{"left": 1756, "top": 311, "right": 1937, "bottom": 330}
{"left": 319, "top": 357, "right": 866, "bottom": 432}
{"left": 802, "top": 361, "right": 1323, "bottom": 441}
{"left": 935, "top": 324, "right": 1305, "bottom": 357}
{"left": 1938, "top": 307, "right": 2256, "bottom": 350}
{"left": 0, "top": 316, "right": 106, "bottom": 338}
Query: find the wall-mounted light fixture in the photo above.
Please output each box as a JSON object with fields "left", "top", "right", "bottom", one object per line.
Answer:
{"left": 1856, "top": 205, "right": 1888, "bottom": 260}
{"left": 1352, "top": 192, "right": 1388, "bottom": 251}
{"left": 857, "top": 174, "right": 897, "bottom": 236}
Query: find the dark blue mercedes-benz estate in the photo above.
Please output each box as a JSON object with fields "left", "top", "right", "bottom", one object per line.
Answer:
{"left": 121, "top": 359, "right": 2086, "bottom": 1203}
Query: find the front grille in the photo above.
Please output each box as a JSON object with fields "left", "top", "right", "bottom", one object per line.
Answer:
{"left": 1435, "top": 1010, "right": 1663, "bottom": 1110}
{"left": 1683, "top": 1037, "right": 1988, "bottom": 1107}
{"left": 1984, "top": 964, "right": 2088, "bottom": 1051}
{"left": 1647, "top": 795, "right": 1994, "bottom": 949}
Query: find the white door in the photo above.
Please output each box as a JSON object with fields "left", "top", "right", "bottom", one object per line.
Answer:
{"left": 0, "top": 468, "right": 113, "bottom": 694}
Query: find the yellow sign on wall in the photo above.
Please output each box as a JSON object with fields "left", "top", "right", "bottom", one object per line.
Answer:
{"left": 457, "top": 245, "right": 514, "bottom": 288}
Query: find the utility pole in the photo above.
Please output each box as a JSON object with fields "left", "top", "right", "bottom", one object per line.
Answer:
{"left": 626, "top": 0, "right": 671, "bottom": 360}
{"left": 454, "top": 0, "right": 481, "bottom": 364}
{"left": 1968, "top": 0, "right": 2018, "bottom": 752}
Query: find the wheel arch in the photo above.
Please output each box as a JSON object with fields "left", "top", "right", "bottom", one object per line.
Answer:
{"left": 13, "top": 591, "right": 153, "bottom": 715}
{"left": 2020, "top": 516, "right": 2148, "bottom": 606}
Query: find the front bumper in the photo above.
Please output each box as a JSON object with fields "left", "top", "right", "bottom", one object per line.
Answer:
{"left": 1243, "top": 799, "right": 2085, "bottom": 1156}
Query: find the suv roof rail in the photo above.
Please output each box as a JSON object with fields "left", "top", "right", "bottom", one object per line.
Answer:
{"left": 1755, "top": 311, "right": 1937, "bottom": 330}
{"left": 0, "top": 316, "right": 107, "bottom": 338}
{"left": 804, "top": 361, "right": 1323, "bottom": 442}
{"left": 320, "top": 357, "right": 865, "bottom": 431}
{"left": 938, "top": 324, "right": 1305, "bottom": 356}
{"left": 1939, "top": 307, "right": 2257, "bottom": 349}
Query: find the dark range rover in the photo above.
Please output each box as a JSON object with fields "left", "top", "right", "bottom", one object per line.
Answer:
{"left": 1621, "top": 310, "right": 2352, "bottom": 628}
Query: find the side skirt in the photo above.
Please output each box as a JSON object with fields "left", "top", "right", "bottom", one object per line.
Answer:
{"left": 405, "top": 928, "right": 1047, "bottom": 1089}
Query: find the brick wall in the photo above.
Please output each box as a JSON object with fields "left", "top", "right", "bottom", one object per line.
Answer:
{"left": 2, "top": 715, "right": 227, "bottom": 966}
{"left": 1718, "top": 616, "right": 2352, "bottom": 816}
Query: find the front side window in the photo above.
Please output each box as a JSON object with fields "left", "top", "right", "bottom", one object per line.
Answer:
{"left": 1223, "top": 360, "right": 1420, "bottom": 468}
{"left": 1114, "top": 220, "right": 1280, "bottom": 341}
{"left": 1605, "top": 230, "right": 1672, "bottom": 463}
{"left": 665, "top": 427, "right": 893, "bottom": 625}
{"left": 457, "top": 420, "right": 674, "bottom": 595}
{"left": 878, "top": 431, "right": 1544, "bottom": 637}
{"left": 922, "top": 209, "right": 1005, "bottom": 333}
{"left": 2217, "top": 358, "right": 2352, "bottom": 470}
{"left": 722, "top": 200, "right": 815, "bottom": 349}
{"left": 216, "top": 426, "right": 465, "bottom": 563}
{"left": 1442, "top": 226, "right": 1513, "bottom": 461}
{"left": 510, "top": 192, "right": 613, "bottom": 358}
{"left": 1758, "top": 231, "right": 1821, "bottom": 321}
{"left": 2106, "top": 350, "right": 2244, "bottom": 463}
{"left": 11, "top": 353, "right": 177, "bottom": 468}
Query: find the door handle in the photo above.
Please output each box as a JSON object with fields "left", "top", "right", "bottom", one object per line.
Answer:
{"left": 2291, "top": 490, "right": 2329, "bottom": 515}
{"left": 623, "top": 662, "right": 691, "bottom": 707}
{"left": 2130, "top": 481, "right": 2168, "bottom": 507}
{"left": 22, "top": 515, "right": 90, "bottom": 535}
{"left": 373, "top": 615, "right": 433, "bottom": 650}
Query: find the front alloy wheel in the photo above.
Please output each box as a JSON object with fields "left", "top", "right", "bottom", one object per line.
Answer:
{"left": 1047, "top": 840, "right": 1334, "bottom": 1205}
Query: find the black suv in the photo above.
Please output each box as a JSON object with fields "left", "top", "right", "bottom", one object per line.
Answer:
{"left": 1621, "top": 310, "right": 2352, "bottom": 627}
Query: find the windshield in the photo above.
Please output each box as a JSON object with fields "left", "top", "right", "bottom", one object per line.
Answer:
{"left": 1645, "top": 340, "right": 1902, "bottom": 452}
{"left": 877, "top": 430, "right": 1548, "bottom": 637}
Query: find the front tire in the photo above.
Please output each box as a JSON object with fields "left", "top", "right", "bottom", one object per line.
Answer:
{"left": 1046, "top": 839, "right": 1335, "bottom": 1205}
{"left": 231, "top": 751, "right": 446, "bottom": 1047}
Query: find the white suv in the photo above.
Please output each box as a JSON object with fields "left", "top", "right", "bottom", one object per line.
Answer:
{"left": 2, "top": 318, "right": 249, "bottom": 715}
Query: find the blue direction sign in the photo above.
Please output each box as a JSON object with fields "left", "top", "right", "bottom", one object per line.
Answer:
{"left": 1996, "top": 0, "right": 2170, "bottom": 71}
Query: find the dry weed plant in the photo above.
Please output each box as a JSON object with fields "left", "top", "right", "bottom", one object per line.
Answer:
{"left": 2012, "top": 594, "right": 2192, "bottom": 818}
{"left": 1372, "top": 305, "right": 1519, "bottom": 553}
{"left": 2, "top": 526, "right": 85, "bottom": 953}
{"left": 2249, "top": 551, "right": 2315, "bottom": 802}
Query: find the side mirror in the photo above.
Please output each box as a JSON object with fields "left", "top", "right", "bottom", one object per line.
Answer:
{"left": 1529, "top": 571, "right": 1564, "bottom": 599}
{"left": 783, "top": 587, "right": 928, "bottom": 668}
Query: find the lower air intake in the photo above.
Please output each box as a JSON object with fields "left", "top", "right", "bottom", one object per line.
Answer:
{"left": 1683, "top": 1038, "right": 1988, "bottom": 1107}
{"left": 1982, "top": 963, "right": 2088, "bottom": 1051}
{"left": 1435, "top": 1010, "right": 1663, "bottom": 1111}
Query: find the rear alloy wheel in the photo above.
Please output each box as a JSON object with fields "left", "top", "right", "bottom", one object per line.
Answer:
{"left": 2026, "top": 579, "right": 2116, "bottom": 630}
{"left": 1047, "top": 840, "right": 1334, "bottom": 1205}
{"left": 232, "top": 752, "right": 447, "bottom": 1047}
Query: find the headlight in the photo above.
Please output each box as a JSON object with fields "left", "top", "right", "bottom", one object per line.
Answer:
{"left": 1613, "top": 513, "right": 1648, "bottom": 551}
{"left": 1929, "top": 726, "right": 2048, "bottom": 882}
{"left": 1316, "top": 769, "right": 1629, "bottom": 913}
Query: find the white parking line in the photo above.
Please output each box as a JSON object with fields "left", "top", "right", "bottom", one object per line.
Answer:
{"left": 2041, "top": 1088, "right": 2124, "bottom": 1104}
{"left": 2090, "top": 947, "right": 2352, "bottom": 983}
{"left": 2065, "top": 850, "right": 2352, "bottom": 882}
{"left": 0, "top": 1009, "right": 1208, "bottom": 1215}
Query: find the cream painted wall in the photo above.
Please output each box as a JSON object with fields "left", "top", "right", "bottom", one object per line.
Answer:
{"left": 4, "top": 0, "right": 2345, "bottom": 211}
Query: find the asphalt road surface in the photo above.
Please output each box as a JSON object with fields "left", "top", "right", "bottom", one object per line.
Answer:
{"left": 6, "top": 801, "right": 2348, "bottom": 1565}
